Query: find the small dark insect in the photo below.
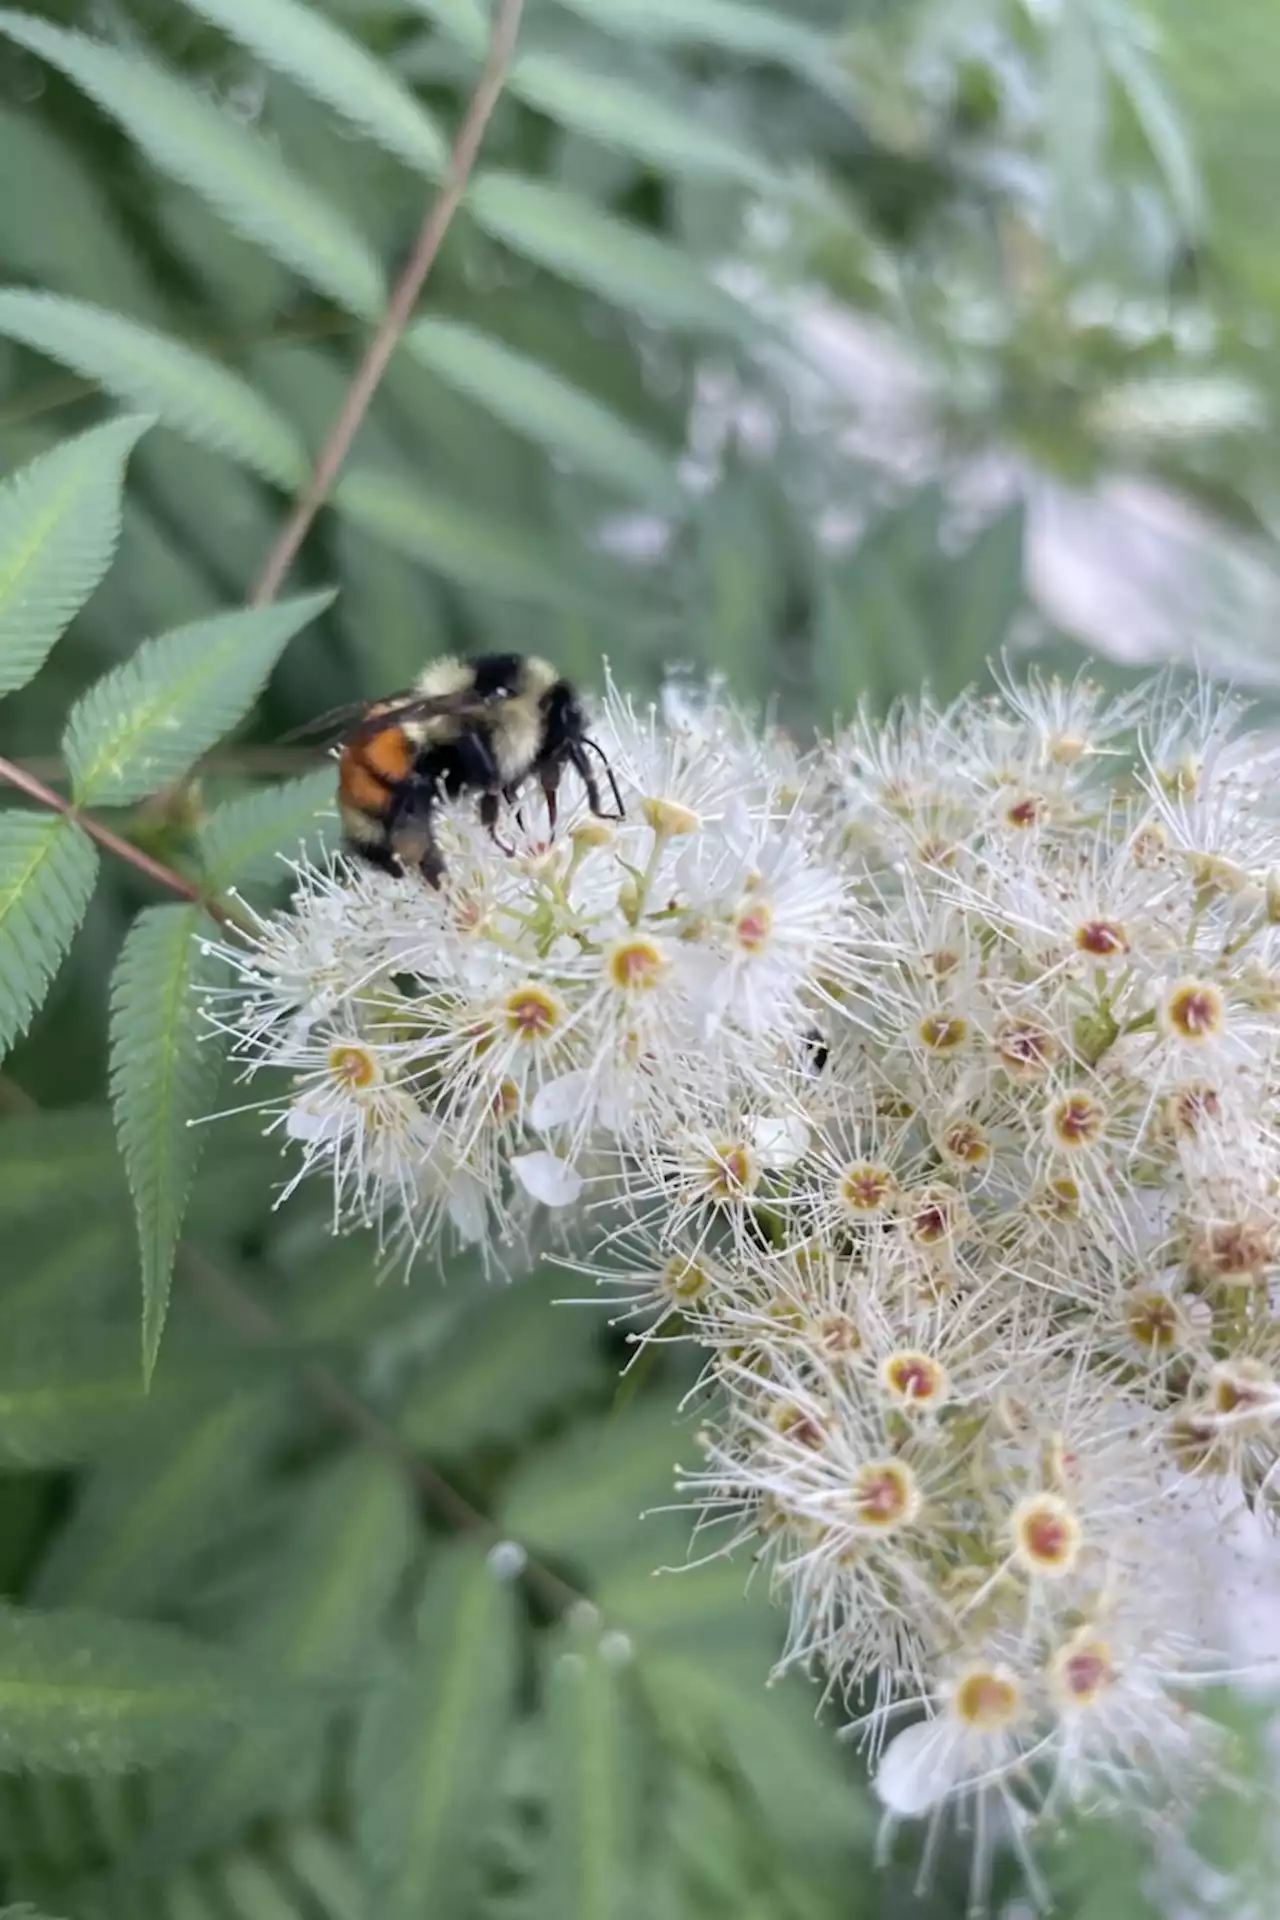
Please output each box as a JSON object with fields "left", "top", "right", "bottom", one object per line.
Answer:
{"left": 803, "top": 1027, "right": 830, "bottom": 1075}
{"left": 294, "top": 653, "right": 623, "bottom": 888}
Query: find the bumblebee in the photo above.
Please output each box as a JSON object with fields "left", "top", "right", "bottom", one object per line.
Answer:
{"left": 302, "top": 653, "right": 623, "bottom": 887}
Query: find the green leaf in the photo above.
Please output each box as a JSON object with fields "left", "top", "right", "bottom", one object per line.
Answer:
{"left": 176, "top": 0, "right": 446, "bottom": 177}
{"left": 1047, "top": 1, "right": 1106, "bottom": 260}
{"left": 64, "top": 590, "right": 332, "bottom": 809}
{"left": 278, "top": 1828, "right": 369, "bottom": 1920}
{"left": 0, "top": 293, "right": 305, "bottom": 490}
{"left": 335, "top": 469, "right": 600, "bottom": 607}
{"left": 0, "top": 415, "right": 150, "bottom": 700}
{"left": 0, "top": 1221, "right": 133, "bottom": 1341}
{"left": 398, "top": 1268, "right": 605, "bottom": 1455}
{"left": 0, "top": 1328, "right": 259, "bottom": 1468}
{"left": 198, "top": 771, "right": 336, "bottom": 891}
{"left": 140, "top": 1452, "right": 415, "bottom": 1863}
{"left": 218, "top": 1855, "right": 310, "bottom": 1920}
{"left": 108, "top": 905, "right": 225, "bottom": 1380}
{"left": 0, "top": 13, "right": 385, "bottom": 319}
{"left": 355, "top": 1547, "right": 516, "bottom": 1920}
{"left": 500, "top": 1402, "right": 685, "bottom": 1582}
{"left": 943, "top": 502, "right": 1025, "bottom": 690}
{"left": 0, "top": 1605, "right": 279, "bottom": 1774}
{"left": 0, "top": 1110, "right": 120, "bottom": 1223}
{"left": 0, "top": 816, "right": 98, "bottom": 1064}
{"left": 508, "top": 53, "right": 775, "bottom": 190}
{"left": 469, "top": 173, "right": 754, "bottom": 334}
{"left": 400, "top": 0, "right": 488, "bottom": 57}
{"left": 404, "top": 319, "right": 680, "bottom": 506}
{"left": 1103, "top": 26, "right": 1205, "bottom": 237}
{"left": 556, "top": 0, "right": 836, "bottom": 79}
{"left": 33, "top": 1387, "right": 286, "bottom": 1611}
{"left": 535, "top": 1631, "right": 638, "bottom": 1920}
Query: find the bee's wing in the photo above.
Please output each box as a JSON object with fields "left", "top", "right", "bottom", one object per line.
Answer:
{"left": 283, "top": 687, "right": 487, "bottom": 748}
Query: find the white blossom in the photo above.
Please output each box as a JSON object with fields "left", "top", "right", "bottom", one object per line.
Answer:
{"left": 208, "top": 666, "right": 1280, "bottom": 1908}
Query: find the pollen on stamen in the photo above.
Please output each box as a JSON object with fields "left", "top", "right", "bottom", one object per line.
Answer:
{"left": 606, "top": 938, "right": 667, "bottom": 992}
{"left": 851, "top": 1459, "right": 921, "bottom": 1530}
{"left": 1163, "top": 1081, "right": 1222, "bottom": 1141}
{"left": 918, "top": 1011, "right": 968, "bottom": 1053}
{"left": 770, "top": 1402, "right": 826, "bottom": 1448}
{"left": 880, "top": 1349, "right": 949, "bottom": 1409}
{"left": 994, "top": 1017, "right": 1059, "bottom": 1079}
{"left": 1049, "top": 1636, "right": 1115, "bottom": 1710}
{"left": 1004, "top": 793, "right": 1044, "bottom": 830}
{"left": 1048, "top": 1089, "right": 1107, "bottom": 1152}
{"left": 1075, "top": 918, "right": 1129, "bottom": 959}
{"left": 952, "top": 1666, "right": 1023, "bottom": 1731}
{"left": 940, "top": 1117, "right": 990, "bottom": 1168}
{"left": 503, "top": 985, "right": 563, "bottom": 1041}
{"left": 1160, "top": 978, "right": 1226, "bottom": 1044}
{"left": 327, "top": 1043, "right": 379, "bottom": 1090}
{"left": 660, "top": 1255, "right": 710, "bottom": 1304}
{"left": 734, "top": 900, "right": 773, "bottom": 952}
{"left": 1125, "top": 1290, "right": 1183, "bottom": 1352}
{"left": 704, "top": 1142, "right": 759, "bottom": 1200}
{"left": 905, "top": 1185, "right": 965, "bottom": 1247}
{"left": 839, "top": 1162, "right": 897, "bottom": 1216}
{"left": 1010, "top": 1493, "right": 1082, "bottom": 1577}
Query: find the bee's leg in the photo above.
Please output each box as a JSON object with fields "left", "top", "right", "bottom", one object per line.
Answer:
{"left": 388, "top": 780, "right": 445, "bottom": 888}
{"left": 540, "top": 762, "right": 562, "bottom": 834}
{"left": 502, "top": 781, "right": 527, "bottom": 834}
{"left": 479, "top": 790, "right": 516, "bottom": 857}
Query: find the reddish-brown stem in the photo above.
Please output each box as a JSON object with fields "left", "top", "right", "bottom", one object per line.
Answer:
{"left": 249, "top": 0, "right": 526, "bottom": 607}
{"left": 0, "top": 754, "right": 242, "bottom": 931}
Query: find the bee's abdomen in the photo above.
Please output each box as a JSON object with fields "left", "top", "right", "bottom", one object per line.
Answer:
{"left": 338, "top": 725, "right": 414, "bottom": 811}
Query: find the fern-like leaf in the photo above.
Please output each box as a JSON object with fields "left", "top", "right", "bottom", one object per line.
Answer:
{"left": 404, "top": 318, "right": 680, "bottom": 505}
{"left": 0, "top": 13, "right": 385, "bottom": 319}
{"left": 0, "top": 816, "right": 98, "bottom": 1064}
{"left": 335, "top": 470, "right": 600, "bottom": 607}
{"left": 108, "top": 905, "right": 225, "bottom": 1380}
{"left": 197, "top": 770, "right": 335, "bottom": 891}
{"left": 0, "top": 1605, "right": 282, "bottom": 1774}
{"left": 558, "top": 0, "right": 839, "bottom": 83}
{"left": 279, "top": 1828, "right": 369, "bottom": 1920}
{"left": 176, "top": 0, "right": 447, "bottom": 178}
{"left": 354, "top": 1548, "right": 516, "bottom": 1919}
{"left": 33, "top": 1387, "right": 286, "bottom": 1611}
{"left": 0, "top": 415, "right": 150, "bottom": 701}
{"left": 63, "top": 590, "right": 333, "bottom": 809}
{"left": 535, "top": 1630, "right": 637, "bottom": 1920}
{"left": 0, "top": 292, "right": 307, "bottom": 490}
{"left": 469, "top": 173, "right": 754, "bottom": 333}
{"left": 508, "top": 52, "right": 777, "bottom": 189}
{"left": 138, "top": 1452, "right": 415, "bottom": 1864}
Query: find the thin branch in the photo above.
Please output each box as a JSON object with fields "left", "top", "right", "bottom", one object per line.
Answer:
{"left": 249, "top": 0, "right": 526, "bottom": 608}
{"left": 0, "top": 753, "right": 244, "bottom": 931}
{"left": 182, "top": 1243, "right": 584, "bottom": 1618}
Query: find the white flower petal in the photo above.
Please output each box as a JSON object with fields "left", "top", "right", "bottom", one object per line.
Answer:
{"left": 873, "top": 1719, "right": 957, "bottom": 1818}
{"left": 752, "top": 1113, "right": 810, "bottom": 1167}
{"left": 530, "top": 1070, "right": 593, "bottom": 1132}
{"left": 284, "top": 1102, "right": 342, "bottom": 1145}
{"left": 446, "top": 1172, "right": 488, "bottom": 1244}
{"left": 511, "top": 1151, "right": 584, "bottom": 1208}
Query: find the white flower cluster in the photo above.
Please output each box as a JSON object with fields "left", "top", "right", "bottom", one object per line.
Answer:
{"left": 210, "top": 667, "right": 1280, "bottom": 1906}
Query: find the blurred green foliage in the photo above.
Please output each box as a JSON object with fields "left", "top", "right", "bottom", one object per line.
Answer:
{"left": 0, "top": 0, "right": 1277, "bottom": 1915}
